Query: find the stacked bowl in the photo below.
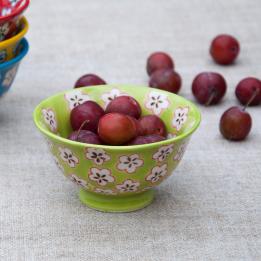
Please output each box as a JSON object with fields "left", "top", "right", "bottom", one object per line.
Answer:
{"left": 0, "top": 0, "right": 29, "bottom": 97}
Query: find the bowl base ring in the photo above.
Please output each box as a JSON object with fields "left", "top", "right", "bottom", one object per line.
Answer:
{"left": 78, "top": 188, "right": 155, "bottom": 213}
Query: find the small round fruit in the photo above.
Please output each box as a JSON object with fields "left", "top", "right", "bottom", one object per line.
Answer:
{"left": 139, "top": 115, "right": 167, "bottom": 137}
{"left": 210, "top": 34, "right": 240, "bottom": 65}
{"left": 127, "top": 116, "right": 143, "bottom": 136}
{"left": 70, "top": 101, "right": 105, "bottom": 132}
{"left": 192, "top": 72, "right": 227, "bottom": 105}
{"left": 235, "top": 77, "right": 261, "bottom": 106}
{"left": 68, "top": 130, "right": 102, "bottom": 144}
{"left": 127, "top": 134, "right": 166, "bottom": 145}
{"left": 105, "top": 96, "right": 141, "bottom": 119}
{"left": 146, "top": 52, "right": 174, "bottom": 75}
{"left": 98, "top": 113, "right": 137, "bottom": 145}
{"left": 149, "top": 69, "right": 181, "bottom": 94}
{"left": 219, "top": 106, "right": 252, "bottom": 141}
{"left": 74, "top": 74, "right": 106, "bottom": 88}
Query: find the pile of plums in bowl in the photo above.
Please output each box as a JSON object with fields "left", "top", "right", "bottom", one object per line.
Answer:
{"left": 33, "top": 85, "right": 201, "bottom": 212}
{"left": 69, "top": 95, "right": 168, "bottom": 146}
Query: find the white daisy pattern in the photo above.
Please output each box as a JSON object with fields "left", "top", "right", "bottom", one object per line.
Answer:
{"left": 116, "top": 179, "right": 140, "bottom": 193}
{"left": 9, "top": 0, "right": 19, "bottom": 7}
{"left": 58, "top": 147, "right": 79, "bottom": 168}
{"left": 89, "top": 168, "right": 115, "bottom": 186}
{"left": 145, "top": 91, "right": 169, "bottom": 115}
{"left": 117, "top": 154, "right": 143, "bottom": 173}
{"left": 85, "top": 148, "right": 110, "bottom": 165}
{"left": 53, "top": 156, "right": 64, "bottom": 173}
{"left": 146, "top": 164, "right": 168, "bottom": 183}
{"left": 94, "top": 188, "right": 116, "bottom": 195}
{"left": 42, "top": 108, "right": 57, "bottom": 132}
{"left": 101, "top": 88, "right": 122, "bottom": 107}
{"left": 172, "top": 107, "right": 189, "bottom": 131}
{"left": 70, "top": 174, "right": 88, "bottom": 188}
{"left": 152, "top": 144, "right": 174, "bottom": 162}
{"left": 65, "top": 90, "right": 91, "bottom": 110}
{"left": 2, "top": 65, "right": 18, "bottom": 87}
{"left": 1, "top": 8, "right": 11, "bottom": 16}
{"left": 174, "top": 143, "right": 188, "bottom": 162}
{"left": 0, "top": 23, "right": 9, "bottom": 41}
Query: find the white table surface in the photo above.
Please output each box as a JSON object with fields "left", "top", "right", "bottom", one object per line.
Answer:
{"left": 0, "top": 0, "right": 260, "bottom": 260}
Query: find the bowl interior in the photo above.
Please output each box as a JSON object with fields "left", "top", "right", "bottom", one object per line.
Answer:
{"left": 34, "top": 85, "right": 200, "bottom": 145}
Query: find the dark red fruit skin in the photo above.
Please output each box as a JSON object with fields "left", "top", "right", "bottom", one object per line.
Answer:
{"left": 127, "top": 116, "right": 143, "bottom": 136}
{"left": 74, "top": 74, "right": 106, "bottom": 88}
{"left": 70, "top": 101, "right": 105, "bottom": 132}
{"left": 105, "top": 96, "right": 141, "bottom": 119}
{"left": 146, "top": 52, "right": 174, "bottom": 76}
{"left": 219, "top": 106, "right": 252, "bottom": 141}
{"left": 235, "top": 77, "right": 261, "bottom": 106}
{"left": 192, "top": 72, "right": 227, "bottom": 105}
{"left": 98, "top": 113, "right": 137, "bottom": 145}
{"left": 139, "top": 115, "right": 167, "bottom": 137}
{"left": 127, "top": 134, "right": 166, "bottom": 145}
{"left": 210, "top": 34, "right": 240, "bottom": 65}
{"left": 68, "top": 130, "right": 102, "bottom": 145}
{"left": 149, "top": 69, "right": 182, "bottom": 94}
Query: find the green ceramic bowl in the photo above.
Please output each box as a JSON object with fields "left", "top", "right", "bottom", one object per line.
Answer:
{"left": 33, "top": 85, "right": 201, "bottom": 212}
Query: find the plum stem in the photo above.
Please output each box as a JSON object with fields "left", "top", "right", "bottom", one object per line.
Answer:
{"left": 243, "top": 88, "right": 259, "bottom": 111}
{"left": 205, "top": 89, "right": 216, "bottom": 106}
{"left": 76, "top": 120, "right": 89, "bottom": 140}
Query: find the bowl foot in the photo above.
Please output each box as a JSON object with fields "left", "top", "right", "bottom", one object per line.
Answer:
{"left": 78, "top": 189, "right": 155, "bottom": 213}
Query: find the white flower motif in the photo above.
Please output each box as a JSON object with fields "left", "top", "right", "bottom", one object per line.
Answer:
{"left": 2, "top": 65, "right": 18, "bottom": 87}
{"left": 58, "top": 147, "right": 79, "bottom": 168}
{"left": 53, "top": 156, "right": 64, "bottom": 173}
{"left": 69, "top": 174, "right": 88, "bottom": 188}
{"left": 174, "top": 143, "right": 188, "bottom": 161}
{"left": 116, "top": 179, "right": 140, "bottom": 193}
{"left": 172, "top": 107, "right": 189, "bottom": 131}
{"left": 152, "top": 144, "right": 174, "bottom": 162}
{"left": 85, "top": 148, "right": 110, "bottom": 165}
{"left": 145, "top": 91, "right": 169, "bottom": 115}
{"left": 42, "top": 108, "right": 57, "bottom": 132}
{"left": 146, "top": 164, "right": 168, "bottom": 183}
{"left": 1, "top": 8, "right": 11, "bottom": 16}
{"left": 101, "top": 88, "right": 122, "bottom": 107}
{"left": 0, "top": 23, "right": 9, "bottom": 41}
{"left": 117, "top": 154, "right": 143, "bottom": 173}
{"left": 9, "top": 0, "right": 19, "bottom": 6}
{"left": 94, "top": 188, "right": 116, "bottom": 195}
{"left": 167, "top": 133, "right": 177, "bottom": 139}
{"left": 65, "top": 90, "right": 91, "bottom": 110}
{"left": 89, "top": 168, "right": 114, "bottom": 186}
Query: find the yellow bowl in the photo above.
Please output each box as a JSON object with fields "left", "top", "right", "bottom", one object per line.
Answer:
{"left": 0, "top": 16, "right": 29, "bottom": 64}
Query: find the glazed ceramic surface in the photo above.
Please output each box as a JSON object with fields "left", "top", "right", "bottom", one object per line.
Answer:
{"left": 0, "top": 37, "right": 28, "bottom": 97}
{"left": 0, "top": 0, "right": 29, "bottom": 41}
{"left": 33, "top": 85, "right": 201, "bottom": 212}
{"left": 0, "top": 16, "right": 28, "bottom": 63}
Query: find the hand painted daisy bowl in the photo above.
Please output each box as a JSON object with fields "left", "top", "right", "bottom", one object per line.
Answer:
{"left": 33, "top": 85, "right": 201, "bottom": 212}
{"left": 0, "top": 37, "right": 28, "bottom": 97}
{"left": 0, "top": 0, "right": 30, "bottom": 41}
{"left": 0, "top": 16, "right": 28, "bottom": 64}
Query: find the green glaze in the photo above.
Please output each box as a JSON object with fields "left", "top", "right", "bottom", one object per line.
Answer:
{"left": 33, "top": 85, "right": 201, "bottom": 212}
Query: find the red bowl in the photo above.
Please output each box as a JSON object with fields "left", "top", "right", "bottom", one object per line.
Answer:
{"left": 0, "top": 0, "right": 30, "bottom": 41}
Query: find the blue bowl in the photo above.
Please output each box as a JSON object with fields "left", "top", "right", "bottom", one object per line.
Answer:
{"left": 0, "top": 38, "right": 29, "bottom": 97}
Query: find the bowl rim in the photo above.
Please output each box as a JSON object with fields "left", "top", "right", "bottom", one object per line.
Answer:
{"left": 33, "top": 85, "right": 201, "bottom": 151}
{"left": 0, "top": 0, "right": 30, "bottom": 23}
{"left": 0, "top": 37, "right": 29, "bottom": 68}
{"left": 0, "top": 16, "right": 28, "bottom": 48}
